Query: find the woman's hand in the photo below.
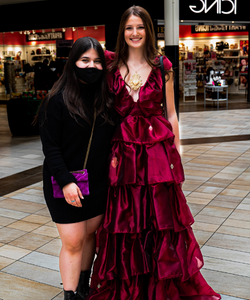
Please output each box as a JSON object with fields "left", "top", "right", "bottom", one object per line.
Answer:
{"left": 62, "top": 183, "right": 83, "bottom": 207}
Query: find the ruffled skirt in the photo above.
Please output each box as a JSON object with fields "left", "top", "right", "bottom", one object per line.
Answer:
{"left": 88, "top": 116, "right": 221, "bottom": 300}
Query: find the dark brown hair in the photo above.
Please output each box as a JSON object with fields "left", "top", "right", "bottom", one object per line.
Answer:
{"left": 38, "top": 37, "right": 114, "bottom": 126}
{"left": 109, "top": 5, "right": 172, "bottom": 82}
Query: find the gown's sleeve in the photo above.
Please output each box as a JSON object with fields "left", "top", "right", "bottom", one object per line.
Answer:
{"left": 39, "top": 95, "right": 76, "bottom": 189}
{"left": 104, "top": 50, "right": 115, "bottom": 64}
{"left": 163, "top": 55, "right": 173, "bottom": 70}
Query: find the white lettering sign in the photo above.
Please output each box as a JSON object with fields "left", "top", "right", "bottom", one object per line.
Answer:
{"left": 27, "top": 32, "right": 63, "bottom": 41}
{"left": 194, "top": 24, "right": 246, "bottom": 33}
{"left": 190, "top": 0, "right": 237, "bottom": 14}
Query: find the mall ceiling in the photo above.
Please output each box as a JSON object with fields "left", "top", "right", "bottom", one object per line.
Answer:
{"left": 0, "top": 0, "right": 45, "bottom": 4}
{"left": 0, "top": 0, "right": 165, "bottom": 34}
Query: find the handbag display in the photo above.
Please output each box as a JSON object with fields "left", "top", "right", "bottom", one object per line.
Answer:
{"left": 159, "top": 56, "right": 168, "bottom": 120}
{"left": 216, "top": 41, "right": 224, "bottom": 51}
{"left": 51, "top": 109, "right": 96, "bottom": 198}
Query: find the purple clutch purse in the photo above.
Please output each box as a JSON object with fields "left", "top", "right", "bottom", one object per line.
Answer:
{"left": 51, "top": 109, "right": 96, "bottom": 199}
{"left": 51, "top": 170, "right": 89, "bottom": 198}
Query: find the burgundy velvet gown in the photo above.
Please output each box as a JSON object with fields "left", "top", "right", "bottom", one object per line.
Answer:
{"left": 88, "top": 51, "right": 221, "bottom": 300}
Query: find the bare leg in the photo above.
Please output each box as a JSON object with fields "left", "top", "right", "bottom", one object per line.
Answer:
{"left": 81, "top": 214, "right": 104, "bottom": 271}
{"left": 56, "top": 221, "right": 86, "bottom": 292}
{"left": 56, "top": 214, "right": 104, "bottom": 292}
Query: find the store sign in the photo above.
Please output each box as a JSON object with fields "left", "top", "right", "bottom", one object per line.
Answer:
{"left": 189, "top": 0, "right": 237, "bottom": 15}
{"left": 180, "top": 0, "right": 248, "bottom": 22}
{"left": 192, "top": 24, "right": 247, "bottom": 33}
{"left": 26, "top": 31, "right": 65, "bottom": 42}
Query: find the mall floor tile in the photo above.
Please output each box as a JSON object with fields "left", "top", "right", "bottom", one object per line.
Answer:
{"left": 0, "top": 105, "right": 250, "bottom": 299}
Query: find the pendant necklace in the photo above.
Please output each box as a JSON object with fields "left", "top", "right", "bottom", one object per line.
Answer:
{"left": 128, "top": 62, "right": 147, "bottom": 91}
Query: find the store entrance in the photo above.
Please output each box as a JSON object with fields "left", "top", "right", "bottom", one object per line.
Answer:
{"left": 178, "top": 23, "right": 250, "bottom": 112}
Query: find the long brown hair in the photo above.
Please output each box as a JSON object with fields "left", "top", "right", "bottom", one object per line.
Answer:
{"left": 110, "top": 5, "right": 170, "bottom": 82}
{"left": 37, "top": 37, "right": 114, "bottom": 126}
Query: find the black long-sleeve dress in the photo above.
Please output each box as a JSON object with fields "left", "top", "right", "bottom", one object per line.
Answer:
{"left": 39, "top": 83, "right": 116, "bottom": 224}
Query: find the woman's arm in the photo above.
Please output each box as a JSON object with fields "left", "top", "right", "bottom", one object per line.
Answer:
{"left": 39, "top": 98, "right": 74, "bottom": 187}
{"left": 165, "top": 69, "right": 181, "bottom": 155}
{"left": 39, "top": 97, "right": 83, "bottom": 206}
{"left": 165, "top": 69, "right": 184, "bottom": 187}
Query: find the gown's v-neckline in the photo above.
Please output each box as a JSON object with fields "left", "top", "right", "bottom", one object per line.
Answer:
{"left": 117, "top": 67, "right": 154, "bottom": 102}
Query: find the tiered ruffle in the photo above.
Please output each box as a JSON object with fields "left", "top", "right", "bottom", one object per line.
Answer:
{"left": 104, "top": 184, "right": 193, "bottom": 234}
{"left": 88, "top": 135, "right": 220, "bottom": 299}
{"left": 90, "top": 271, "right": 220, "bottom": 300}
{"left": 108, "top": 115, "right": 184, "bottom": 186}
{"left": 89, "top": 191, "right": 220, "bottom": 299}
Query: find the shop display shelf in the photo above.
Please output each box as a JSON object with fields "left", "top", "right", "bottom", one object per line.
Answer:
{"left": 205, "top": 98, "right": 228, "bottom": 101}
{"left": 204, "top": 85, "right": 228, "bottom": 108}
{"left": 223, "top": 56, "right": 240, "bottom": 59}
{"left": 31, "top": 54, "right": 52, "bottom": 57}
{"left": 185, "top": 80, "right": 196, "bottom": 84}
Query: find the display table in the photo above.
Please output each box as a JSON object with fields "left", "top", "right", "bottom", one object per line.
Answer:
{"left": 204, "top": 85, "right": 228, "bottom": 109}
{"left": 7, "top": 97, "right": 42, "bottom": 136}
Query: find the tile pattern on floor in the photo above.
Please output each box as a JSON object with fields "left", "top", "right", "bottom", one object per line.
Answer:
{"left": 0, "top": 106, "right": 44, "bottom": 180}
{"left": 182, "top": 140, "right": 250, "bottom": 299}
{"left": 179, "top": 109, "right": 250, "bottom": 139}
{"left": 1, "top": 105, "right": 250, "bottom": 299}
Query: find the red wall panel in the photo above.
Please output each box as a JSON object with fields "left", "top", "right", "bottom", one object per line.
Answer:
{"left": 0, "top": 26, "right": 105, "bottom": 46}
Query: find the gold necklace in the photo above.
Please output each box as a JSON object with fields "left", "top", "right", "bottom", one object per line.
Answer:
{"left": 128, "top": 62, "right": 146, "bottom": 91}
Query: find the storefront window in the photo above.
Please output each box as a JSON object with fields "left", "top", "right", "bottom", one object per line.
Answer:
{"left": 156, "top": 22, "right": 249, "bottom": 105}
{"left": 0, "top": 26, "right": 105, "bottom": 101}
{"left": 178, "top": 25, "right": 248, "bottom": 101}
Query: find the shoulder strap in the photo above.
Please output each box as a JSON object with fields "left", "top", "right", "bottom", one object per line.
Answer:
{"left": 159, "top": 56, "right": 168, "bottom": 120}
{"left": 83, "top": 108, "right": 96, "bottom": 170}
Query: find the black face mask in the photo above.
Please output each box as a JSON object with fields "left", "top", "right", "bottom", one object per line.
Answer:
{"left": 74, "top": 66, "right": 103, "bottom": 84}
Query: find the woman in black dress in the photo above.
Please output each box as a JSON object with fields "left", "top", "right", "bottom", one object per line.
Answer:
{"left": 39, "top": 37, "right": 116, "bottom": 300}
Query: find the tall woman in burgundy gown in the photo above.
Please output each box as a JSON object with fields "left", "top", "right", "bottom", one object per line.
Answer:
{"left": 88, "top": 5, "right": 221, "bottom": 300}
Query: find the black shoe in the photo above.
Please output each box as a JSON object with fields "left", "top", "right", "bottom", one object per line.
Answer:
{"left": 64, "top": 290, "right": 80, "bottom": 300}
{"left": 77, "top": 270, "right": 91, "bottom": 299}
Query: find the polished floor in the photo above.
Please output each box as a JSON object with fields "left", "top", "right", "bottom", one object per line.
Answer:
{"left": 0, "top": 103, "right": 250, "bottom": 300}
